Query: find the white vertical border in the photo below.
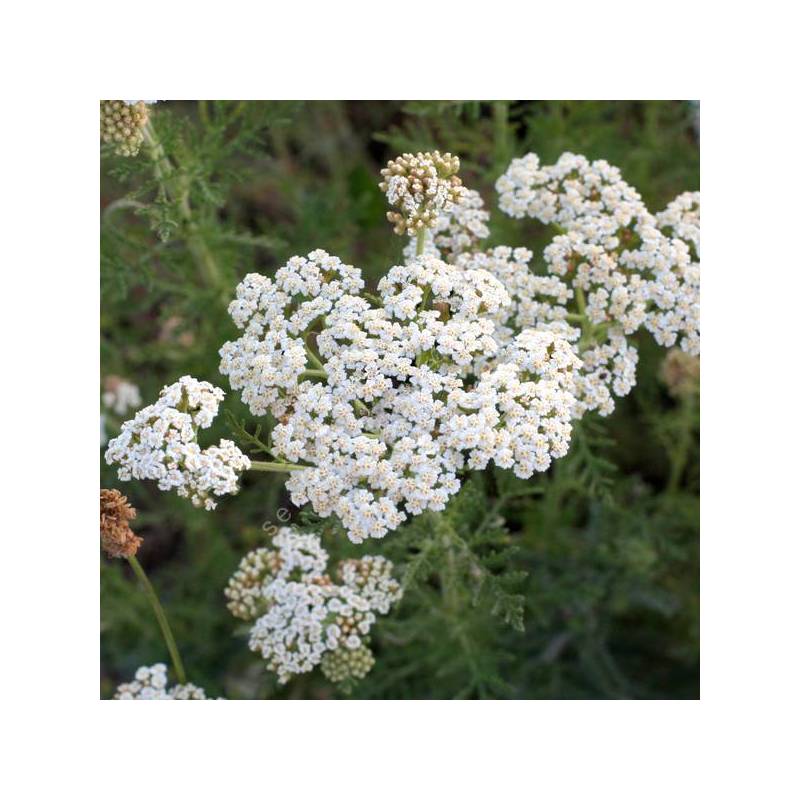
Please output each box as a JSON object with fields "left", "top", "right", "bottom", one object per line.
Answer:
{"left": 2, "top": 0, "right": 798, "bottom": 796}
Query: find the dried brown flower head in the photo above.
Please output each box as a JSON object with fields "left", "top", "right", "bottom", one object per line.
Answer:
{"left": 100, "top": 489, "right": 142, "bottom": 558}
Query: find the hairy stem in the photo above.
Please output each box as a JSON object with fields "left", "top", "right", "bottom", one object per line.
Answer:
{"left": 142, "top": 120, "right": 222, "bottom": 291}
{"left": 127, "top": 555, "right": 187, "bottom": 684}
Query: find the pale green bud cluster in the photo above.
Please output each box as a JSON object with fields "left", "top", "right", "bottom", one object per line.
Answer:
{"left": 100, "top": 100, "right": 150, "bottom": 157}
{"left": 379, "top": 151, "right": 464, "bottom": 236}
{"left": 321, "top": 644, "right": 376, "bottom": 684}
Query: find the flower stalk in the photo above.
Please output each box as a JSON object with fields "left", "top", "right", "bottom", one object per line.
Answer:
{"left": 127, "top": 554, "right": 187, "bottom": 685}
{"left": 248, "top": 460, "right": 307, "bottom": 473}
{"left": 416, "top": 228, "right": 427, "bottom": 256}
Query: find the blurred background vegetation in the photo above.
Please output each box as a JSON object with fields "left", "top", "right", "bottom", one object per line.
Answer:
{"left": 101, "top": 100, "right": 699, "bottom": 699}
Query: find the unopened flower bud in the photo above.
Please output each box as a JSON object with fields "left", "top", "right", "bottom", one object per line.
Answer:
{"left": 100, "top": 100, "right": 150, "bottom": 157}
{"left": 379, "top": 151, "right": 465, "bottom": 236}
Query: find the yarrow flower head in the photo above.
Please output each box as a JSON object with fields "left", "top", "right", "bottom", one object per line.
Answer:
{"left": 109, "top": 150, "right": 697, "bottom": 545}
{"left": 113, "top": 663, "right": 211, "bottom": 699}
{"left": 496, "top": 151, "right": 644, "bottom": 226}
{"left": 225, "top": 528, "right": 401, "bottom": 685}
{"left": 105, "top": 376, "right": 250, "bottom": 510}
{"left": 219, "top": 249, "right": 364, "bottom": 418}
{"left": 379, "top": 151, "right": 465, "bottom": 236}
{"left": 219, "top": 244, "right": 579, "bottom": 542}
{"left": 490, "top": 152, "right": 701, "bottom": 414}
{"left": 100, "top": 101, "right": 151, "bottom": 157}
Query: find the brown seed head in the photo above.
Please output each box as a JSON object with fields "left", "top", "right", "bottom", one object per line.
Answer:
{"left": 100, "top": 489, "right": 142, "bottom": 558}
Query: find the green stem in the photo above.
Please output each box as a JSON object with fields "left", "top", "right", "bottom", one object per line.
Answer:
{"left": 493, "top": 100, "right": 510, "bottom": 175}
{"left": 300, "top": 369, "right": 327, "bottom": 380}
{"left": 142, "top": 120, "right": 222, "bottom": 291}
{"left": 416, "top": 228, "right": 427, "bottom": 256}
{"left": 248, "top": 460, "right": 307, "bottom": 473}
{"left": 573, "top": 286, "right": 599, "bottom": 348}
{"left": 667, "top": 393, "right": 697, "bottom": 493}
{"left": 304, "top": 343, "right": 327, "bottom": 373}
{"left": 102, "top": 198, "right": 147, "bottom": 224}
{"left": 127, "top": 555, "right": 187, "bottom": 684}
{"left": 575, "top": 285, "right": 587, "bottom": 317}
{"left": 437, "top": 516, "right": 484, "bottom": 695}
{"left": 354, "top": 399, "right": 372, "bottom": 416}
{"left": 198, "top": 100, "right": 210, "bottom": 127}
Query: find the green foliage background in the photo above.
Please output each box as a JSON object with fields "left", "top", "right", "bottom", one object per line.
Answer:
{"left": 101, "top": 100, "right": 699, "bottom": 699}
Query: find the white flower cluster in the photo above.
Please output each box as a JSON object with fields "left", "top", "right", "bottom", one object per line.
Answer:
{"left": 379, "top": 151, "right": 465, "bottom": 236}
{"left": 113, "top": 663, "right": 210, "bottom": 700}
{"left": 105, "top": 375, "right": 251, "bottom": 510}
{"left": 656, "top": 191, "right": 700, "bottom": 258}
{"left": 219, "top": 249, "right": 364, "bottom": 418}
{"left": 225, "top": 528, "right": 401, "bottom": 684}
{"left": 220, "top": 250, "right": 580, "bottom": 542}
{"left": 108, "top": 152, "right": 697, "bottom": 542}
{"left": 486, "top": 152, "right": 700, "bottom": 414}
{"left": 404, "top": 188, "right": 491, "bottom": 263}
{"left": 456, "top": 246, "right": 576, "bottom": 346}
{"left": 496, "top": 151, "right": 646, "bottom": 226}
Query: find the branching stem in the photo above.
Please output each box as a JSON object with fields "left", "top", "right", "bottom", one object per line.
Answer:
{"left": 142, "top": 120, "right": 222, "bottom": 291}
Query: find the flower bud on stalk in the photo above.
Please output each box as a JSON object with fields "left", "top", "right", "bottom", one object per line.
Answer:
{"left": 100, "top": 101, "right": 150, "bottom": 157}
